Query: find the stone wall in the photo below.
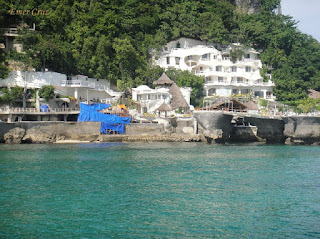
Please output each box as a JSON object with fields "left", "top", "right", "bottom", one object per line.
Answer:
{"left": 125, "top": 123, "right": 165, "bottom": 135}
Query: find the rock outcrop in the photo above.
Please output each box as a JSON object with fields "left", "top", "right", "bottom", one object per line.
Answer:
{"left": 244, "top": 116, "right": 286, "bottom": 143}
{"left": 23, "top": 126, "right": 56, "bottom": 143}
{"left": 283, "top": 116, "right": 320, "bottom": 145}
{"left": 4, "top": 127, "right": 26, "bottom": 144}
{"left": 194, "top": 111, "right": 233, "bottom": 143}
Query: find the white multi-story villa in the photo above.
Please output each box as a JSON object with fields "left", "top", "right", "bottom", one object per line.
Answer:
{"left": 132, "top": 73, "right": 192, "bottom": 114}
{"left": 0, "top": 71, "right": 121, "bottom": 104}
{"left": 153, "top": 38, "right": 275, "bottom": 100}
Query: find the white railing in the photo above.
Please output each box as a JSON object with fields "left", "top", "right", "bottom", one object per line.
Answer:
{"left": 1, "top": 27, "right": 35, "bottom": 36}
{"left": 101, "top": 98, "right": 118, "bottom": 104}
{"left": 0, "top": 79, "right": 44, "bottom": 88}
{"left": 0, "top": 107, "right": 80, "bottom": 114}
{"left": 61, "top": 80, "right": 95, "bottom": 88}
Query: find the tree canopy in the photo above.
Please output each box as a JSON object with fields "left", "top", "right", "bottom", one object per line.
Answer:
{"left": 1, "top": 0, "right": 320, "bottom": 103}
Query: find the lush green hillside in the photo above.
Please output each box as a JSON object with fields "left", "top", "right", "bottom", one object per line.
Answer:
{"left": 1, "top": 0, "right": 320, "bottom": 102}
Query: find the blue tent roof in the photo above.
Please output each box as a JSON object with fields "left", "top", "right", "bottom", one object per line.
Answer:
{"left": 78, "top": 103, "right": 130, "bottom": 134}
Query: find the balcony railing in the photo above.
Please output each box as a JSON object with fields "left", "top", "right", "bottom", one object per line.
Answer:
{"left": 0, "top": 107, "right": 80, "bottom": 114}
{"left": 61, "top": 80, "right": 95, "bottom": 88}
{"left": 1, "top": 27, "right": 35, "bottom": 36}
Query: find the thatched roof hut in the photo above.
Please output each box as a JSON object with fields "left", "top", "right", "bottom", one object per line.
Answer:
{"left": 153, "top": 73, "right": 174, "bottom": 86}
{"left": 156, "top": 102, "right": 172, "bottom": 117}
{"left": 169, "top": 83, "right": 189, "bottom": 110}
{"left": 156, "top": 102, "right": 172, "bottom": 111}
{"left": 308, "top": 89, "right": 320, "bottom": 99}
{"left": 243, "top": 101, "right": 259, "bottom": 111}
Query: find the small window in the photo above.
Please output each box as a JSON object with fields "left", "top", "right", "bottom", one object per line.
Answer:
{"left": 232, "top": 66, "right": 237, "bottom": 72}
{"left": 245, "top": 54, "right": 250, "bottom": 59}
{"left": 213, "top": 55, "right": 217, "bottom": 59}
{"left": 200, "top": 67, "right": 203, "bottom": 71}
{"left": 237, "top": 77, "right": 243, "bottom": 83}
{"left": 175, "top": 57, "right": 180, "bottom": 65}
{"left": 216, "top": 66, "right": 222, "bottom": 72}
{"left": 166, "top": 57, "right": 170, "bottom": 65}
{"left": 218, "top": 77, "right": 224, "bottom": 82}
{"left": 164, "top": 47, "right": 168, "bottom": 51}
{"left": 205, "top": 76, "right": 211, "bottom": 82}
{"left": 147, "top": 94, "right": 151, "bottom": 100}
{"left": 246, "top": 67, "right": 251, "bottom": 72}
{"left": 137, "top": 95, "right": 141, "bottom": 101}
{"left": 163, "top": 95, "right": 167, "bottom": 100}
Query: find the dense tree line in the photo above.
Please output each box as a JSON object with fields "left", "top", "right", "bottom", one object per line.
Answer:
{"left": 1, "top": 0, "right": 320, "bottom": 103}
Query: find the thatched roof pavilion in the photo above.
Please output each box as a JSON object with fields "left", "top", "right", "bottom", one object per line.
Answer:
{"left": 153, "top": 73, "right": 174, "bottom": 86}
{"left": 156, "top": 102, "right": 172, "bottom": 111}
{"left": 156, "top": 102, "right": 172, "bottom": 117}
{"left": 243, "top": 101, "right": 259, "bottom": 111}
{"left": 308, "top": 89, "right": 320, "bottom": 99}
{"left": 169, "top": 83, "right": 189, "bottom": 111}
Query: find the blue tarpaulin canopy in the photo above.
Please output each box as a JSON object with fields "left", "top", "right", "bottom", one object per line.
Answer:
{"left": 40, "top": 104, "right": 49, "bottom": 112}
{"left": 78, "top": 103, "right": 130, "bottom": 134}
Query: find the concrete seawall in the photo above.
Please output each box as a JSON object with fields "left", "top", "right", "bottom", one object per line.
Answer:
{"left": 1, "top": 114, "right": 319, "bottom": 144}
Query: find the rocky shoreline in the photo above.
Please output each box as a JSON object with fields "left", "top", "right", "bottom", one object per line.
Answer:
{"left": 1, "top": 113, "right": 320, "bottom": 145}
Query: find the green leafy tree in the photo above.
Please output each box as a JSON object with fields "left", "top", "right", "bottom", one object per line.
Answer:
{"left": 39, "top": 85, "right": 55, "bottom": 102}
{"left": 1, "top": 86, "right": 24, "bottom": 105}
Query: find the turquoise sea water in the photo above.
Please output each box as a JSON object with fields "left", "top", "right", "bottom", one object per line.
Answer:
{"left": 0, "top": 143, "right": 320, "bottom": 238}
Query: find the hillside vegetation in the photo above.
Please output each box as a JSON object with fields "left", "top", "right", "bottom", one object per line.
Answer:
{"left": 1, "top": 0, "right": 320, "bottom": 102}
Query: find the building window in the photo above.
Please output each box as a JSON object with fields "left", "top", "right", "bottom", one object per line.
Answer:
{"left": 237, "top": 77, "right": 243, "bottom": 83}
{"left": 164, "top": 47, "right": 168, "bottom": 51}
{"left": 213, "top": 55, "right": 217, "bottom": 59}
{"left": 245, "top": 54, "right": 250, "bottom": 59}
{"left": 205, "top": 76, "right": 211, "bottom": 82}
{"left": 147, "top": 94, "right": 151, "bottom": 100}
{"left": 218, "top": 77, "right": 224, "bottom": 82}
{"left": 202, "top": 53, "right": 210, "bottom": 60}
{"left": 200, "top": 67, "right": 203, "bottom": 71}
{"left": 175, "top": 57, "right": 180, "bottom": 65}
{"left": 232, "top": 66, "right": 237, "bottom": 72}
{"left": 163, "top": 95, "right": 167, "bottom": 100}
{"left": 166, "top": 57, "right": 170, "bottom": 65}
{"left": 222, "top": 54, "right": 229, "bottom": 60}
{"left": 216, "top": 66, "right": 222, "bottom": 72}
{"left": 137, "top": 95, "right": 141, "bottom": 101}
{"left": 246, "top": 67, "right": 251, "bottom": 72}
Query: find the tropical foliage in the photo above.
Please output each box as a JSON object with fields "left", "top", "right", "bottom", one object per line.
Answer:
{"left": 0, "top": 0, "right": 319, "bottom": 104}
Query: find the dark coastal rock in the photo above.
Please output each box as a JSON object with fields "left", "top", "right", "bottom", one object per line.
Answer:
{"left": 4, "top": 127, "right": 26, "bottom": 144}
{"left": 194, "top": 111, "right": 233, "bottom": 142}
{"left": 22, "top": 126, "right": 56, "bottom": 143}
{"left": 244, "top": 116, "right": 286, "bottom": 143}
{"left": 283, "top": 116, "right": 320, "bottom": 145}
{"left": 229, "top": 126, "right": 259, "bottom": 142}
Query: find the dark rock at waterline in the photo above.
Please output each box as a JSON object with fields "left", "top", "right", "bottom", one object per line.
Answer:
{"left": 4, "top": 127, "right": 26, "bottom": 144}
{"left": 283, "top": 116, "right": 320, "bottom": 144}
{"left": 244, "top": 116, "right": 286, "bottom": 143}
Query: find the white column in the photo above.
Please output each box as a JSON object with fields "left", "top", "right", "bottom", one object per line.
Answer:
{"left": 74, "top": 88, "right": 78, "bottom": 99}
{"left": 35, "top": 89, "right": 40, "bottom": 112}
{"left": 262, "top": 90, "right": 267, "bottom": 99}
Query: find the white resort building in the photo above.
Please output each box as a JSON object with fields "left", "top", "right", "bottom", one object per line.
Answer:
{"left": 0, "top": 71, "right": 121, "bottom": 105}
{"left": 153, "top": 38, "right": 275, "bottom": 100}
{"left": 132, "top": 73, "right": 192, "bottom": 115}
